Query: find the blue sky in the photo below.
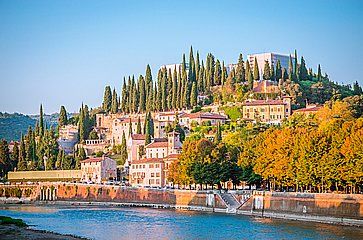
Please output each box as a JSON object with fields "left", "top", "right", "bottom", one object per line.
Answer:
{"left": 0, "top": 0, "right": 362, "bottom": 114}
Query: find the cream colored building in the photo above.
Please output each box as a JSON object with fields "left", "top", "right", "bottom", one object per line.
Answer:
{"left": 242, "top": 97, "right": 292, "bottom": 124}
{"left": 81, "top": 156, "right": 117, "bottom": 183}
{"left": 179, "top": 112, "right": 227, "bottom": 128}
{"left": 58, "top": 125, "right": 78, "bottom": 154}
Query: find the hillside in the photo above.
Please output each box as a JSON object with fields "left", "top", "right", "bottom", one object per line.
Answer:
{"left": 0, "top": 112, "right": 36, "bottom": 141}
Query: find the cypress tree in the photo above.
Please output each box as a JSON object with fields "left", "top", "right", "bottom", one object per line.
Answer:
{"left": 121, "top": 78, "right": 127, "bottom": 113}
{"left": 17, "top": 135, "right": 27, "bottom": 171}
{"left": 78, "top": 104, "right": 85, "bottom": 142}
{"left": 214, "top": 59, "right": 222, "bottom": 85}
{"left": 263, "top": 60, "right": 271, "bottom": 80}
{"left": 248, "top": 70, "right": 254, "bottom": 91}
{"left": 11, "top": 141, "right": 19, "bottom": 169}
{"left": 188, "top": 46, "right": 196, "bottom": 83}
{"left": 145, "top": 64, "right": 153, "bottom": 112}
{"left": 214, "top": 123, "right": 222, "bottom": 143}
{"left": 190, "top": 82, "right": 198, "bottom": 107}
{"left": 221, "top": 61, "right": 227, "bottom": 85}
{"left": 245, "top": 60, "right": 251, "bottom": 81}
{"left": 139, "top": 75, "right": 146, "bottom": 112}
{"left": 198, "top": 61, "right": 205, "bottom": 92}
{"left": 275, "top": 60, "right": 282, "bottom": 81}
{"left": 129, "top": 118, "right": 132, "bottom": 137}
{"left": 294, "top": 49, "right": 298, "bottom": 77}
{"left": 172, "top": 66, "right": 178, "bottom": 109}
{"left": 177, "top": 65, "right": 182, "bottom": 109}
{"left": 103, "top": 86, "right": 112, "bottom": 113}
{"left": 39, "top": 104, "right": 44, "bottom": 136}
{"left": 236, "top": 53, "right": 245, "bottom": 83}
{"left": 253, "top": 57, "right": 260, "bottom": 81}
{"left": 270, "top": 62, "right": 275, "bottom": 81}
{"left": 161, "top": 69, "right": 168, "bottom": 111}
{"left": 299, "top": 56, "right": 308, "bottom": 81}
{"left": 167, "top": 68, "right": 173, "bottom": 110}
{"left": 137, "top": 117, "right": 142, "bottom": 134}
{"left": 195, "top": 51, "right": 200, "bottom": 84}
{"left": 288, "top": 55, "right": 294, "bottom": 81}
{"left": 353, "top": 81, "right": 363, "bottom": 95}
{"left": 111, "top": 88, "right": 118, "bottom": 114}
{"left": 121, "top": 131, "right": 128, "bottom": 165}
{"left": 317, "top": 64, "right": 322, "bottom": 82}
{"left": 58, "top": 106, "right": 68, "bottom": 127}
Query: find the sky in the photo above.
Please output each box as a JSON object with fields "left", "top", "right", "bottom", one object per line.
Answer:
{"left": 0, "top": 0, "right": 362, "bottom": 114}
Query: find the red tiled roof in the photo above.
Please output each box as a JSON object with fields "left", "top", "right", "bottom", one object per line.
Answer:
{"left": 131, "top": 134, "right": 145, "bottom": 140}
{"left": 132, "top": 158, "right": 164, "bottom": 164}
{"left": 294, "top": 106, "right": 323, "bottom": 113}
{"left": 164, "top": 154, "right": 180, "bottom": 160}
{"left": 244, "top": 99, "right": 285, "bottom": 106}
{"left": 183, "top": 112, "right": 227, "bottom": 120}
{"left": 81, "top": 157, "right": 112, "bottom": 163}
{"left": 115, "top": 117, "right": 144, "bottom": 123}
{"left": 146, "top": 141, "right": 168, "bottom": 148}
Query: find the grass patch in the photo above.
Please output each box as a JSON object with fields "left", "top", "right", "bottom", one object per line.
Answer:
{"left": 0, "top": 216, "right": 27, "bottom": 227}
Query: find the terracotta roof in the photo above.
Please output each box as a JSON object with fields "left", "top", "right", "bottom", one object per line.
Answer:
{"left": 131, "top": 134, "right": 145, "bottom": 140}
{"left": 294, "top": 106, "right": 323, "bottom": 113}
{"left": 115, "top": 117, "right": 144, "bottom": 123}
{"left": 146, "top": 141, "right": 168, "bottom": 148}
{"left": 244, "top": 99, "right": 285, "bottom": 106}
{"left": 81, "top": 157, "right": 112, "bottom": 163}
{"left": 183, "top": 112, "right": 227, "bottom": 120}
{"left": 153, "top": 138, "right": 167, "bottom": 142}
{"left": 132, "top": 158, "right": 164, "bottom": 164}
{"left": 164, "top": 154, "right": 180, "bottom": 160}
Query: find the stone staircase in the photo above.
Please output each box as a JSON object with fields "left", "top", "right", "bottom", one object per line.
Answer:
{"left": 219, "top": 192, "right": 241, "bottom": 214}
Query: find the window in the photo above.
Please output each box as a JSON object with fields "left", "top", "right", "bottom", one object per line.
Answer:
{"left": 156, "top": 179, "right": 160, "bottom": 184}
{"left": 156, "top": 164, "right": 159, "bottom": 168}
{"left": 156, "top": 172, "right": 160, "bottom": 177}
{"left": 151, "top": 173, "right": 155, "bottom": 177}
{"left": 150, "top": 164, "right": 154, "bottom": 168}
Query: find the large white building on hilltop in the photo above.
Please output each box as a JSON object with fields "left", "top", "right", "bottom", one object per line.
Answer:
{"left": 247, "top": 53, "right": 295, "bottom": 80}
{"left": 159, "top": 63, "right": 189, "bottom": 74}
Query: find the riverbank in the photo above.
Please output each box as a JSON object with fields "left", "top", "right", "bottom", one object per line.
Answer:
{"left": 1, "top": 184, "right": 363, "bottom": 227}
{"left": 0, "top": 215, "right": 87, "bottom": 240}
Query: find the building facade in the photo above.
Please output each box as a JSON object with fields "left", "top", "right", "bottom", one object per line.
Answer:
{"left": 58, "top": 125, "right": 79, "bottom": 154}
{"left": 247, "top": 52, "right": 294, "bottom": 80}
{"left": 242, "top": 97, "right": 292, "bottom": 124}
{"left": 129, "top": 131, "right": 182, "bottom": 187}
{"left": 80, "top": 156, "right": 117, "bottom": 183}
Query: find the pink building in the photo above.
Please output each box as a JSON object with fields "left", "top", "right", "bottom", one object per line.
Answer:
{"left": 129, "top": 131, "right": 182, "bottom": 187}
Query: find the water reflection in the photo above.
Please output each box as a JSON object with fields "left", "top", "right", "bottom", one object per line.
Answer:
{"left": 0, "top": 205, "right": 362, "bottom": 240}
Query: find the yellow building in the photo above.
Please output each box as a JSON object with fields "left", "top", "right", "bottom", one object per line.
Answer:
{"left": 242, "top": 97, "right": 291, "bottom": 124}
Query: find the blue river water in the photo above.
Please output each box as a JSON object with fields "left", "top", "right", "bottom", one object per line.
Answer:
{"left": 0, "top": 205, "right": 362, "bottom": 240}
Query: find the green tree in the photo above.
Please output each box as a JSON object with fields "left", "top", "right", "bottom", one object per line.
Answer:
{"left": 263, "top": 60, "right": 271, "bottom": 80}
{"left": 58, "top": 106, "right": 68, "bottom": 127}
{"left": 317, "top": 64, "right": 322, "bottom": 82}
{"left": 120, "top": 131, "right": 128, "bottom": 165}
{"left": 39, "top": 104, "right": 44, "bottom": 136}
{"left": 0, "top": 140, "right": 11, "bottom": 177}
{"left": 235, "top": 53, "right": 245, "bottom": 83}
{"left": 214, "top": 59, "right": 222, "bottom": 85}
{"left": 137, "top": 117, "right": 142, "bottom": 134}
{"left": 190, "top": 82, "right": 198, "bottom": 107}
{"left": 253, "top": 57, "right": 260, "bottom": 80}
{"left": 299, "top": 56, "right": 308, "bottom": 81}
{"left": 111, "top": 88, "right": 118, "bottom": 114}
{"left": 103, "top": 86, "right": 112, "bottom": 112}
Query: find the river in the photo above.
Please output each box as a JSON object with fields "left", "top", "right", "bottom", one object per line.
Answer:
{"left": 0, "top": 205, "right": 362, "bottom": 240}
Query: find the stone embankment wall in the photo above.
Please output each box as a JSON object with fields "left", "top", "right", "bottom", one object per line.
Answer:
{"left": 0, "top": 183, "right": 226, "bottom": 209}
{"left": 262, "top": 192, "right": 363, "bottom": 219}
{"left": 237, "top": 191, "right": 363, "bottom": 225}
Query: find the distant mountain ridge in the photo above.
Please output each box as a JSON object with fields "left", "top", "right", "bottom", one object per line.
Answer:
{"left": 0, "top": 112, "right": 36, "bottom": 141}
